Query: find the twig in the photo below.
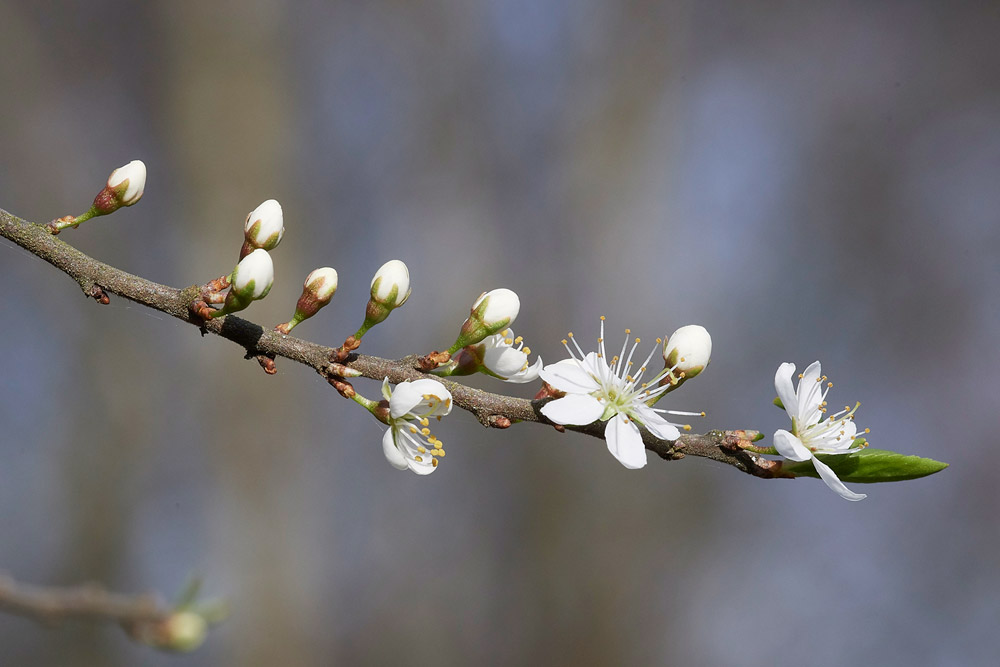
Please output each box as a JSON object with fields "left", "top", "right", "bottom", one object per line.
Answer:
{"left": 0, "top": 206, "right": 782, "bottom": 477}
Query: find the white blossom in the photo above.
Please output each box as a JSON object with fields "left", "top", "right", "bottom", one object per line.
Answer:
{"left": 539, "top": 317, "right": 703, "bottom": 469}
{"left": 472, "top": 288, "right": 520, "bottom": 327}
{"left": 773, "top": 361, "right": 868, "bottom": 501}
{"left": 481, "top": 328, "right": 542, "bottom": 383}
{"left": 381, "top": 377, "right": 453, "bottom": 474}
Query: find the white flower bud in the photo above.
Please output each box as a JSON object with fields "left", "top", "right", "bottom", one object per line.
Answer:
{"left": 243, "top": 199, "right": 284, "bottom": 252}
{"left": 160, "top": 611, "right": 208, "bottom": 652}
{"left": 276, "top": 267, "right": 338, "bottom": 334}
{"left": 370, "top": 259, "right": 410, "bottom": 307}
{"left": 231, "top": 248, "right": 274, "bottom": 300}
{"left": 449, "top": 288, "right": 521, "bottom": 352}
{"left": 473, "top": 288, "right": 520, "bottom": 327}
{"left": 107, "top": 159, "right": 146, "bottom": 206}
{"left": 662, "top": 324, "right": 712, "bottom": 378}
{"left": 304, "top": 267, "right": 338, "bottom": 300}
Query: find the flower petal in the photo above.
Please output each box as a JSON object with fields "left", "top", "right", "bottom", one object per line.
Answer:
{"left": 773, "top": 429, "right": 811, "bottom": 461}
{"left": 505, "top": 356, "right": 543, "bottom": 384}
{"left": 539, "top": 359, "right": 600, "bottom": 393}
{"left": 631, "top": 406, "right": 680, "bottom": 441}
{"left": 811, "top": 454, "right": 867, "bottom": 501}
{"left": 382, "top": 429, "right": 408, "bottom": 470}
{"left": 605, "top": 414, "right": 647, "bottom": 469}
{"left": 774, "top": 362, "right": 799, "bottom": 420}
{"left": 484, "top": 345, "right": 528, "bottom": 377}
{"left": 540, "top": 394, "right": 605, "bottom": 425}
{"left": 797, "top": 360, "right": 823, "bottom": 418}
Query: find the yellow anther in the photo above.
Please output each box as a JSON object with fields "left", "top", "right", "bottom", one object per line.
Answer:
{"left": 798, "top": 373, "right": 804, "bottom": 379}
{"left": 504, "top": 338, "right": 513, "bottom": 345}
{"left": 635, "top": 337, "right": 641, "bottom": 343}
{"left": 683, "top": 424, "right": 692, "bottom": 431}
{"left": 679, "top": 371, "right": 686, "bottom": 378}
{"left": 415, "top": 456, "right": 424, "bottom": 462}
{"left": 680, "top": 356, "right": 686, "bottom": 362}
{"left": 561, "top": 339, "right": 568, "bottom": 345}
{"left": 523, "top": 347, "right": 531, "bottom": 354}
{"left": 409, "top": 426, "right": 418, "bottom": 434}
{"left": 568, "top": 332, "right": 574, "bottom": 337}
{"left": 420, "top": 417, "right": 430, "bottom": 426}
{"left": 625, "top": 328, "right": 631, "bottom": 334}
{"left": 514, "top": 336, "right": 523, "bottom": 344}
{"left": 828, "top": 382, "right": 833, "bottom": 387}
{"left": 600, "top": 315, "right": 606, "bottom": 320}
{"left": 864, "top": 428, "right": 871, "bottom": 433}
{"left": 700, "top": 411, "right": 706, "bottom": 417}
{"left": 656, "top": 337, "right": 662, "bottom": 343}
{"left": 438, "top": 450, "right": 446, "bottom": 457}
{"left": 431, "top": 458, "right": 438, "bottom": 467}
{"left": 418, "top": 446, "right": 426, "bottom": 454}
{"left": 421, "top": 427, "right": 431, "bottom": 436}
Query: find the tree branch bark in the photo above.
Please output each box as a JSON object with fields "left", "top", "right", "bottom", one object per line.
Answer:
{"left": 0, "top": 206, "right": 785, "bottom": 477}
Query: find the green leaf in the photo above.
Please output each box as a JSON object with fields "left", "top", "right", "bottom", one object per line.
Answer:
{"left": 783, "top": 448, "right": 948, "bottom": 483}
{"left": 773, "top": 396, "right": 784, "bottom": 410}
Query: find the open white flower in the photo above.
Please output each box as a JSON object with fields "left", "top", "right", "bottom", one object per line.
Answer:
{"left": 773, "top": 361, "right": 868, "bottom": 501}
{"left": 481, "top": 328, "right": 543, "bottom": 383}
{"left": 380, "top": 377, "right": 453, "bottom": 474}
{"left": 539, "top": 318, "right": 704, "bottom": 469}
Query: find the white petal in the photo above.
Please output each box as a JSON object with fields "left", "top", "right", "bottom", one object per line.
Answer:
{"left": 773, "top": 429, "right": 811, "bottom": 461}
{"left": 774, "top": 362, "right": 799, "bottom": 419}
{"left": 389, "top": 378, "right": 452, "bottom": 419}
{"left": 605, "top": 415, "right": 647, "bottom": 469}
{"left": 540, "top": 394, "right": 605, "bottom": 425}
{"left": 539, "top": 359, "right": 600, "bottom": 393}
{"left": 797, "top": 360, "right": 823, "bottom": 417}
{"left": 484, "top": 346, "right": 528, "bottom": 377}
{"left": 381, "top": 429, "right": 408, "bottom": 470}
{"left": 811, "top": 455, "right": 866, "bottom": 501}
{"left": 633, "top": 407, "right": 681, "bottom": 441}
{"left": 504, "top": 356, "right": 543, "bottom": 384}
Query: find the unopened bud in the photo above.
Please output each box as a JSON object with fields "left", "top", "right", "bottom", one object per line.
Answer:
{"left": 276, "top": 267, "right": 338, "bottom": 334}
{"left": 48, "top": 160, "right": 147, "bottom": 233}
{"left": 240, "top": 199, "right": 284, "bottom": 258}
{"left": 98, "top": 160, "right": 146, "bottom": 212}
{"left": 662, "top": 324, "right": 712, "bottom": 380}
{"left": 160, "top": 611, "right": 208, "bottom": 652}
{"left": 447, "top": 288, "right": 520, "bottom": 353}
{"left": 214, "top": 248, "right": 274, "bottom": 317}
{"left": 354, "top": 260, "right": 411, "bottom": 339}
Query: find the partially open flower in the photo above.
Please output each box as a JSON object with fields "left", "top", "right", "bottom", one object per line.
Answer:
{"left": 380, "top": 377, "right": 453, "bottom": 474}
{"left": 241, "top": 199, "right": 284, "bottom": 258}
{"left": 106, "top": 160, "right": 146, "bottom": 208}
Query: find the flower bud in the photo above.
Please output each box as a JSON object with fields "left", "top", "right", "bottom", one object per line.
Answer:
{"left": 160, "top": 611, "right": 208, "bottom": 652}
{"left": 448, "top": 288, "right": 520, "bottom": 353}
{"left": 214, "top": 248, "right": 274, "bottom": 317}
{"left": 240, "top": 199, "right": 284, "bottom": 258}
{"left": 276, "top": 267, "right": 338, "bottom": 334}
{"left": 356, "top": 260, "right": 410, "bottom": 335}
{"left": 662, "top": 324, "right": 712, "bottom": 379}
{"left": 103, "top": 160, "right": 146, "bottom": 209}
{"left": 47, "top": 160, "right": 147, "bottom": 233}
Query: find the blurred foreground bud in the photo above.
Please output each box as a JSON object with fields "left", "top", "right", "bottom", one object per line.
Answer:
{"left": 447, "top": 288, "right": 520, "bottom": 354}
{"left": 213, "top": 248, "right": 274, "bottom": 318}
{"left": 353, "top": 260, "right": 410, "bottom": 339}
{"left": 240, "top": 199, "right": 284, "bottom": 259}
{"left": 661, "top": 325, "right": 712, "bottom": 388}
{"left": 48, "top": 159, "right": 147, "bottom": 233}
{"left": 276, "top": 267, "right": 338, "bottom": 334}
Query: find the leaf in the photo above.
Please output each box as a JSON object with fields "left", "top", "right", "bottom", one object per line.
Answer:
{"left": 782, "top": 448, "right": 948, "bottom": 483}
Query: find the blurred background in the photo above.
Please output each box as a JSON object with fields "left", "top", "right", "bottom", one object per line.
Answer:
{"left": 0, "top": 0, "right": 997, "bottom": 664}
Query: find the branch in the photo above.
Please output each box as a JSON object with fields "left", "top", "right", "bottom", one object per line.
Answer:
{"left": 0, "top": 573, "right": 221, "bottom": 651}
{"left": 0, "top": 206, "right": 785, "bottom": 478}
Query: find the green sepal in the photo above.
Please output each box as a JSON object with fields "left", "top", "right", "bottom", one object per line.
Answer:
{"left": 173, "top": 576, "right": 202, "bottom": 610}
{"left": 773, "top": 396, "right": 785, "bottom": 410}
{"left": 783, "top": 447, "right": 949, "bottom": 483}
